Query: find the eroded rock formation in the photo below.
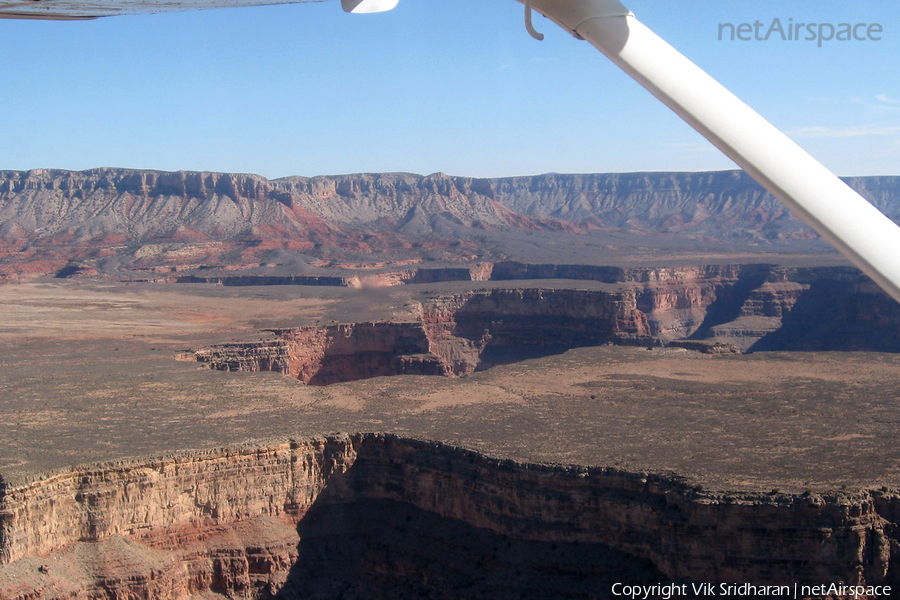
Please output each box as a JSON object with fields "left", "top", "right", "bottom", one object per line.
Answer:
{"left": 4, "top": 169, "right": 898, "bottom": 245}
{"left": 172, "top": 260, "right": 900, "bottom": 353}
{"left": 184, "top": 288, "right": 654, "bottom": 384}
{"left": 1, "top": 434, "right": 897, "bottom": 599}
{"left": 475, "top": 263, "right": 900, "bottom": 352}
{"left": 4, "top": 167, "right": 900, "bottom": 280}
{"left": 182, "top": 266, "right": 900, "bottom": 385}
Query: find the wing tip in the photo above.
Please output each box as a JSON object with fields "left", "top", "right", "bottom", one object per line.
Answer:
{"left": 0, "top": 10, "right": 99, "bottom": 19}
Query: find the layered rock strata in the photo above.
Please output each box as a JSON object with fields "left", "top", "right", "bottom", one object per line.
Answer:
{"left": 5, "top": 167, "right": 900, "bottom": 280}
{"left": 4, "top": 169, "right": 899, "bottom": 244}
{"left": 476, "top": 263, "right": 900, "bottom": 352}
{"left": 183, "top": 268, "right": 900, "bottom": 385}
{"left": 173, "top": 262, "right": 900, "bottom": 353}
{"left": 1, "top": 434, "right": 897, "bottom": 599}
{"left": 184, "top": 323, "right": 446, "bottom": 385}
{"left": 183, "top": 340, "right": 291, "bottom": 374}
{"left": 183, "top": 288, "right": 654, "bottom": 384}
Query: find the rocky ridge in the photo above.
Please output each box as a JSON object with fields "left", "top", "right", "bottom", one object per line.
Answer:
{"left": 4, "top": 168, "right": 900, "bottom": 280}
{"left": 493, "top": 171, "right": 900, "bottom": 240}
{"left": 0, "top": 169, "right": 567, "bottom": 280}
{"left": 0, "top": 434, "right": 897, "bottom": 599}
{"left": 5, "top": 168, "right": 898, "bottom": 239}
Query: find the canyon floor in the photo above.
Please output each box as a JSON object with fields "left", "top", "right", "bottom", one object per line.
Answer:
{"left": 3, "top": 279, "right": 899, "bottom": 493}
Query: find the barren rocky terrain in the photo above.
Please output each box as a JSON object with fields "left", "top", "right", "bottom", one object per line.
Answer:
{"left": 1, "top": 281, "right": 900, "bottom": 599}
{"left": 2, "top": 168, "right": 900, "bottom": 599}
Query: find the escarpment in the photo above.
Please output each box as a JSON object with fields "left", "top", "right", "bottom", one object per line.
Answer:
{"left": 4, "top": 168, "right": 899, "bottom": 243}
{"left": 421, "top": 287, "right": 652, "bottom": 371}
{"left": 271, "top": 322, "right": 447, "bottom": 385}
{"left": 183, "top": 265, "right": 900, "bottom": 385}
{"left": 477, "top": 263, "right": 900, "bottom": 352}
{"left": 5, "top": 167, "right": 900, "bottom": 281}
{"left": 175, "top": 261, "right": 900, "bottom": 355}
{"left": 186, "top": 323, "right": 446, "bottom": 385}
{"left": 184, "top": 287, "right": 654, "bottom": 384}
{"left": 1, "top": 434, "right": 898, "bottom": 599}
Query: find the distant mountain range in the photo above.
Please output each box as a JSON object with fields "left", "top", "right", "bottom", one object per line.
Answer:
{"left": 1, "top": 168, "right": 898, "bottom": 280}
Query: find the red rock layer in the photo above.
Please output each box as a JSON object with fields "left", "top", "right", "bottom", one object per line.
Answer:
{"left": 186, "top": 288, "right": 655, "bottom": 384}
{"left": 1, "top": 434, "right": 897, "bottom": 599}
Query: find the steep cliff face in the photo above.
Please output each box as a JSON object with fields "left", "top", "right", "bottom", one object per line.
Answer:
{"left": 0, "top": 438, "right": 358, "bottom": 563}
{"left": 0, "top": 169, "right": 335, "bottom": 242}
{"left": 0, "top": 438, "right": 359, "bottom": 600}
{"left": 338, "top": 437, "right": 898, "bottom": 591}
{"left": 742, "top": 269, "right": 900, "bottom": 352}
{"left": 5, "top": 169, "right": 899, "bottom": 243}
{"left": 1, "top": 435, "right": 898, "bottom": 600}
{"left": 620, "top": 263, "right": 900, "bottom": 352}
{"left": 0, "top": 169, "right": 562, "bottom": 279}
{"left": 184, "top": 288, "right": 654, "bottom": 384}
{"left": 664, "top": 266, "right": 900, "bottom": 352}
{"left": 185, "top": 340, "right": 291, "bottom": 374}
{"left": 184, "top": 323, "right": 447, "bottom": 385}
{"left": 276, "top": 323, "right": 446, "bottom": 385}
{"left": 270, "top": 172, "right": 573, "bottom": 231}
{"left": 167, "top": 259, "right": 900, "bottom": 353}
{"left": 182, "top": 266, "right": 900, "bottom": 385}
{"left": 422, "top": 287, "right": 652, "bottom": 372}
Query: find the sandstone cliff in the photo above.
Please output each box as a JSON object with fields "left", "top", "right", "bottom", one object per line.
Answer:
{"left": 184, "top": 287, "right": 655, "bottom": 384}
{"left": 182, "top": 266, "right": 900, "bottom": 386}
{"left": 477, "top": 263, "right": 900, "bottom": 353}
{"left": 1, "top": 434, "right": 897, "bottom": 599}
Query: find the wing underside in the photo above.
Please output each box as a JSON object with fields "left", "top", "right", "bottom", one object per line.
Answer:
{"left": 0, "top": 0, "right": 325, "bottom": 20}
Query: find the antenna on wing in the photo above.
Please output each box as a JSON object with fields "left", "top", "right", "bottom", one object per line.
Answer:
{"left": 524, "top": 0, "right": 545, "bottom": 41}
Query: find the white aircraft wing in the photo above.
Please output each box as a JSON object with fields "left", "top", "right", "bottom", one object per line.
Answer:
{"left": 0, "top": 0, "right": 325, "bottom": 20}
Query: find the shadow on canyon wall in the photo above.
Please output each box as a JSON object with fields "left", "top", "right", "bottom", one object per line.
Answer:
{"left": 274, "top": 475, "right": 668, "bottom": 600}
{"left": 474, "top": 344, "right": 572, "bottom": 372}
{"left": 261, "top": 435, "right": 900, "bottom": 600}
{"left": 749, "top": 280, "right": 900, "bottom": 353}
{"left": 687, "top": 264, "right": 774, "bottom": 342}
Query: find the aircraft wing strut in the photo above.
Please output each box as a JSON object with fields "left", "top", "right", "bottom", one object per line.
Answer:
{"left": 530, "top": 0, "right": 900, "bottom": 304}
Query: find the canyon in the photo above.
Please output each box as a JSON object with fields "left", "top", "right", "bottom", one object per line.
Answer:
{"left": 182, "top": 265, "right": 900, "bottom": 386}
{"left": 2, "top": 280, "right": 900, "bottom": 599}
{"left": 184, "top": 287, "right": 654, "bottom": 384}
{"left": 2, "top": 434, "right": 898, "bottom": 600}
{"left": 3, "top": 167, "right": 900, "bottom": 599}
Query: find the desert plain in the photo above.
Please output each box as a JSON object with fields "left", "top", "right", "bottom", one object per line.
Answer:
{"left": 3, "top": 279, "right": 899, "bottom": 492}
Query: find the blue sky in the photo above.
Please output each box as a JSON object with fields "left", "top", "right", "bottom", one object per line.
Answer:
{"left": 1, "top": 0, "right": 898, "bottom": 178}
